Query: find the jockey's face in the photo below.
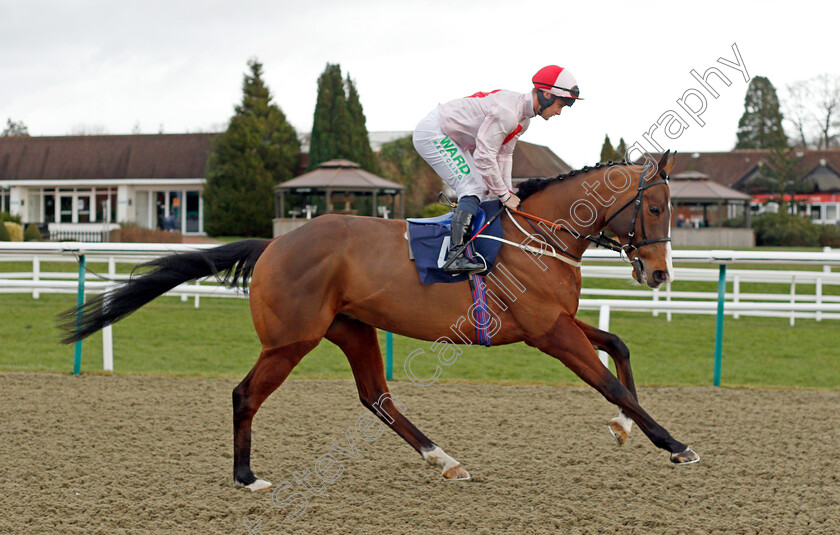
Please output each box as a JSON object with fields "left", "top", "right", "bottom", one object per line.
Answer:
{"left": 539, "top": 93, "right": 566, "bottom": 120}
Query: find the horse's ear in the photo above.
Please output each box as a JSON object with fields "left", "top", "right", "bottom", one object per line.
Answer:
{"left": 658, "top": 150, "right": 676, "bottom": 175}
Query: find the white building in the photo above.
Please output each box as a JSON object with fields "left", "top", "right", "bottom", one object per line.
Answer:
{"left": 0, "top": 133, "right": 214, "bottom": 235}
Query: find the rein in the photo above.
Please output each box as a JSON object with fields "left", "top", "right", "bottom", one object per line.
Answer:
{"left": 506, "top": 162, "right": 671, "bottom": 265}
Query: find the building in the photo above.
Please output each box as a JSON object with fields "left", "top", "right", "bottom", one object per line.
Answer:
{"left": 0, "top": 134, "right": 213, "bottom": 235}
{"left": 658, "top": 149, "right": 840, "bottom": 225}
{"left": 1, "top": 133, "right": 572, "bottom": 238}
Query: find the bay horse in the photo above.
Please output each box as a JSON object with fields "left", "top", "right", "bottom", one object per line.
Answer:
{"left": 60, "top": 150, "right": 698, "bottom": 492}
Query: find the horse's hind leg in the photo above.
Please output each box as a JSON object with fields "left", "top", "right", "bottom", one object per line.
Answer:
{"left": 232, "top": 339, "right": 320, "bottom": 491}
{"left": 325, "top": 315, "right": 470, "bottom": 480}
{"left": 575, "top": 319, "right": 636, "bottom": 446}
{"left": 535, "top": 314, "right": 699, "bottom": 464}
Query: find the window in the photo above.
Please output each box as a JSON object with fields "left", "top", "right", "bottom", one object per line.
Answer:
{"left": 827, "top": 204, "right": 838, "bottom": 222}
{"left": 811, "top": 204, "right": 822, "bottom": 222}
{"left": 186, "top": 191, "right": 200, "bottom": 232}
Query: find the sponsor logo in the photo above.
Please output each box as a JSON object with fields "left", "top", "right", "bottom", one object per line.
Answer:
{"left": 432, "top": 136, "right": 471, "bottom": 180}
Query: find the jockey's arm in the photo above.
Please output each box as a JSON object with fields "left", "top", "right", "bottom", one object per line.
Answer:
{"left": 474, "top": 116, "right": 514, "bottom": 203}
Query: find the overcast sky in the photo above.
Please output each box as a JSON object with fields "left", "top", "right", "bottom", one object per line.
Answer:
{"left": 1, "top": 0, "right": 836, "bottom": 167}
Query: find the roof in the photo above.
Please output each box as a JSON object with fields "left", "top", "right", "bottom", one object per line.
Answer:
{"left": 652, "top": 149, "right": 840, "bottom": 191}
{"left": 511, "top": 140, "right": 572, "bottom": 180}
{"left": 278, "top": 159, "right": 404, "bottom": 191}
{"left": 0, "top": 133, "right": 216, "bottom": 180}
{"left": 672, "top": 169, "right": 710, "bottom": 180}
{"left": 670, "top": 176, "right": 751, "bottom": 203}
{"left": 803, "top": 162, "right": 840, "bottom": 191}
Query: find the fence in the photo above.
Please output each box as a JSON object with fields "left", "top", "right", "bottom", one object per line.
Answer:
{"left": 2, "top": 242, "right": 840, "bottom": 383}
{"left": 47, "top": 223, "right": 121, "bottom": 242}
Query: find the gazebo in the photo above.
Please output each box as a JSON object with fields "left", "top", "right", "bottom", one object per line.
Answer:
{"left": 670, "top": 170, "right": 752, "bottom": 228}
{"left": 273, "top": 159, "right": 405, "bottom": 236}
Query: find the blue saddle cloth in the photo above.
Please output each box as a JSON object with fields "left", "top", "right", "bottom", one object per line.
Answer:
{"left": 407, "top": 201, "right": 504, "bottom": 285}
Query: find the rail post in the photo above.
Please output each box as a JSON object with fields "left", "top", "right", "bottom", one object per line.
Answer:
{"left": 713, "top": 264, "right": 726, "bottom": 386}
{"left": 598, "top": 304, "right": 611, "bottom": 367}
{"left": 386, "top": 332, "right": 394, "bottom": 380}
{"left": 73, "top": 254, "right": 86, "bottom": 375}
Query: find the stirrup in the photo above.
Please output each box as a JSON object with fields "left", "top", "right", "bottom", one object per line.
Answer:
{"left": 443, "top": 250, "right": 485, "bottom": 274}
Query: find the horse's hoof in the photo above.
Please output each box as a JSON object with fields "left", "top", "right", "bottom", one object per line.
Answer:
{"left": 608, "top": 420, "right": 628, "bottom": 446}
{"left": 670, "top": 448, "right": 700, "bottom": 465}
{"left": 442, "top": 464, "right": 471, "bottom": 481}
{"left": 237, "top": 478, "right": 272, "bottom": 492}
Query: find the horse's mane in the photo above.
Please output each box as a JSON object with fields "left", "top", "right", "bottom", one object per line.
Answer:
{"left": 516, "top": 159, "right": 633, "bottom": 201}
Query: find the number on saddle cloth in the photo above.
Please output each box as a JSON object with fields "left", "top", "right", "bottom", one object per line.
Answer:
{"left": 405, "top": 201, "right": 504, "bottom": 285}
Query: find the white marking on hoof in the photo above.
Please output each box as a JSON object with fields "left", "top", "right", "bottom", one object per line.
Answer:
{"left": 613, "top": 412, "right": 633, "bottom": 433}
{"left": 609, "top": 413, "right": 633, "bottom": 446}
{"left": 422, "top": 445, "right": 469, "bottom": 479}
{"left": 670, "top": 447, "right": 700, "bottom": 465}
{"left": 238, "top": 478, "right": 272, "bottom": 492}
{"left": 442, "top": 463, "right": 471, "bottom": 481}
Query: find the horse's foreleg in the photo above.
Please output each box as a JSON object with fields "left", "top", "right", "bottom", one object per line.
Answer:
{"left": 233, "top": 340, "right": 320, "bottom": 491}
{"left": 325, "top": 315, "right": 470, "bottom": 480}
{"left": 575, "top": 319, "right": 636, "bottom": 446}
{"left": 535, "top": 314, "right": 699, "bottom": 464}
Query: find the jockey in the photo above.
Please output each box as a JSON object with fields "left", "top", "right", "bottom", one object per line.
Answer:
{"left": 413, "top": 65, "right": 582, "bottom": 274}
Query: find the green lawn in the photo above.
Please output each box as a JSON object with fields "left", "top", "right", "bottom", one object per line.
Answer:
{"left": 1, "top": 292, "right": 838, "bottom": 389}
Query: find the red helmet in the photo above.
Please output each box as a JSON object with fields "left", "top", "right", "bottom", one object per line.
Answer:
{"left": 532, "top": 65, "right": 582, "bottom": 106}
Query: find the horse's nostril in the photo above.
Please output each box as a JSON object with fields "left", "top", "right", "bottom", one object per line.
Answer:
{"left": 653, "top": 270, "right": 668, "bottom": 284}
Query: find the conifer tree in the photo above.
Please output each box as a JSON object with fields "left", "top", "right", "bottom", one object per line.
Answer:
{"left": 735, "top": 76, "right": 788, "bottom": 149}
{"left": 309, "top": 64, "right": 352, "bottom": 169}
{"left": 600, "top": 134, "right": 617, "bottom": 162}
{"left": 615, "top": 137, "right": 627, "bottom": 161}
{"left": 345, "top": 74, "right": 378, "bottom": 172}
{"left": 203, "top": 58, "right": 300, "bottom": 237}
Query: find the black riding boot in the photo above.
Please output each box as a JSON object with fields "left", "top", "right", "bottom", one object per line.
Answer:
{"left": 443, "top": 209, "right": 485, "bottom": 274}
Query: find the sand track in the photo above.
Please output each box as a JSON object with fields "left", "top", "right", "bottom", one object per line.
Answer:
{"left": 1, "top": 373, "right": 838, "bottom": 534}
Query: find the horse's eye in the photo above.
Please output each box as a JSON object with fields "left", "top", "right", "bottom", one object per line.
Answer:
{"left": 649, "top": 205, "right": 662, "bottom": 216}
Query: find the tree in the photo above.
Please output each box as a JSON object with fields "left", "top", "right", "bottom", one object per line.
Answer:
{"left": 378, "top": 135, "right": 440, "bottom": 217}
{"left": 599, "top": 134, "right": 617, "bottom": 162}
{"left": 745, "top": 147, "right": 807, "bottom": 209}
{"left": 782, "top": 74, "right": 840, "bottom": 149}
{"left": 345, "top": 74, "right": 378, "bottom": 173}
{"left": 615, "top": 137, "right": 627, "bottom": 161}
{"left": 735, "top": 76, "right": 787, "bottom": 149}
{"left": 309, "top": 63, "right": 352, "bottom": 170}
{"left": 203, "top": 58, "right": 300, "bottom": 237}
{"left": 811, "top": 74, "right": 840, "bottom": 149}
{"left": 783, "top": 80, "right": 813, "bottom": 148}
{"left": 2, "top": 119, "right": 29, "bottom": 137}
{"left": 308, "top": 64, "right": 377, "bottom": 172}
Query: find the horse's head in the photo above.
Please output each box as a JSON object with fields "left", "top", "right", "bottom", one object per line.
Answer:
{"left": 604, "top": 151, "right": 675, "bottom": 289}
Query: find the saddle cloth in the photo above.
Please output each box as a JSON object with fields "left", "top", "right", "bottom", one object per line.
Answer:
{"left": 406, "top": 201, "right": 504, "bottom": 285}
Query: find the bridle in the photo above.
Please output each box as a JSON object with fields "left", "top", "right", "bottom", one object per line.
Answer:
{"left": 507, "top": 161, "right": 671, "bottom": 268}
{"left": 597, "top": 161, "right": 672, "bottom": 256}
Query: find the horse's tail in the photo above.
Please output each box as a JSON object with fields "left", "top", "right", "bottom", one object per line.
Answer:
{"left": 57, "top": 238, "right": 272, "bottom": 344}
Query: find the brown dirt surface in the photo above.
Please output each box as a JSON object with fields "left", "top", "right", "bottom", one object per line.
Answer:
{"left": 1, "top": 373, "right": 838, "bottom": 535}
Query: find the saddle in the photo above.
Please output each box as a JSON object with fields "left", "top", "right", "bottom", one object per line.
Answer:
{"left": 405, "top": 201, "right": 505, "bottom": 285}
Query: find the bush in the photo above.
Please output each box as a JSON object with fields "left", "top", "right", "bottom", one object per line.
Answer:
{"left": 819, "top": 224, "right": 840, "bottom": 248}
{"left": 0, "top": 211, "right": 22, "bottom": 224}
{"left": 420, "top": 202, "right": 452, "bottom": 219}
{"left": 118, "top": 222, "right": 182, "bottom": 243}
{"left": 721, "top": 216, "right": 746, "bottom": 228}
{"left": 4, "top": 222, "right": 23, "bottom": 241}
{"left": 0, "top": 221, "right": 10, "bottom": 241}
{"left": 752, "top": 213, "right": 820, "bottom": 247}
{"left": 23, "top": 224, "right": 42, "bottom": 241}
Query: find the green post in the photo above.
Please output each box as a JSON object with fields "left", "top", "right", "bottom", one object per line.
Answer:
{"left": 713, "top": 264, "right": 727, "bottom": 387}
{"left": 386, "top": 332, "right": 393, "bottom": 381}
{"left": 73, "top": 254, "right": 86, "bottom": 375}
